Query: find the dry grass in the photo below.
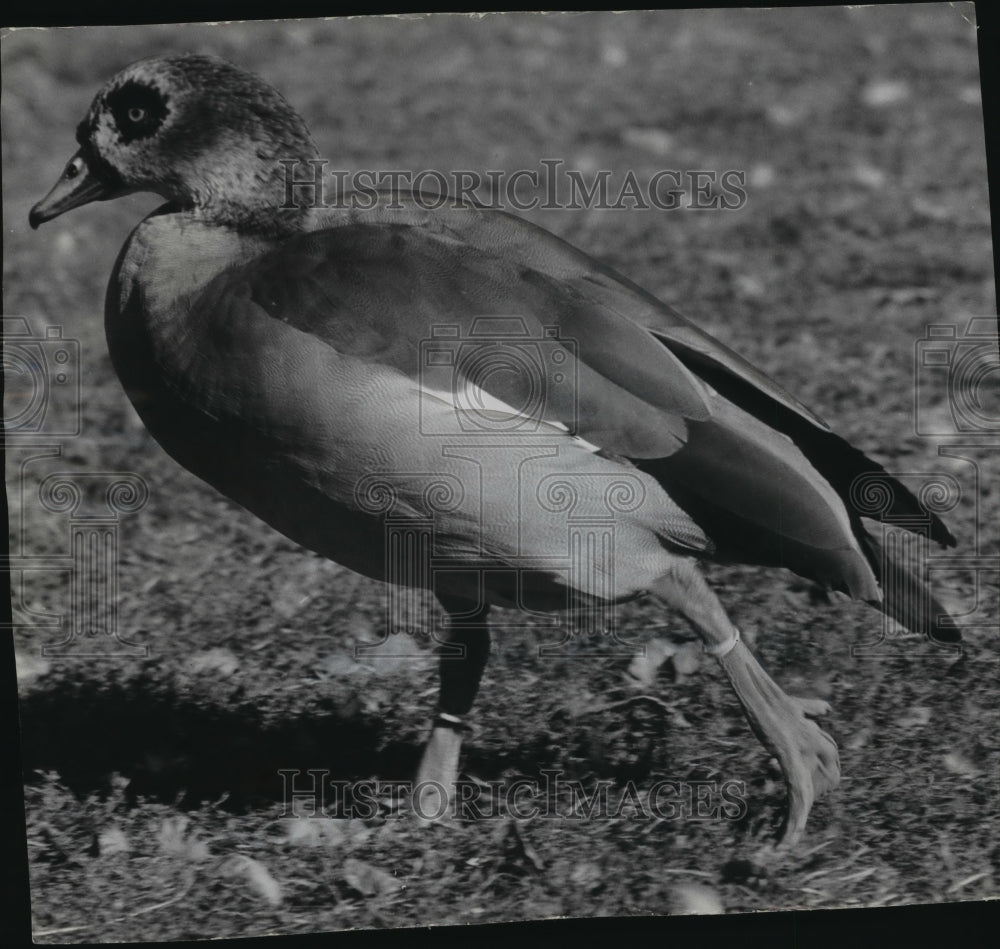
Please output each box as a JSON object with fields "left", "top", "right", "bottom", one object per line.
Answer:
{"left": 3, "top": 7, "right": 997, "bottom": 941}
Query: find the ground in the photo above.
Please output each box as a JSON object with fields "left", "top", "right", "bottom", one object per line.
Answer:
{"left": 2, "top": 6, "right": 998, "bottom": 941}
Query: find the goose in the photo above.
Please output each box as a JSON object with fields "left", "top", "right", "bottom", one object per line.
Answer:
{"left": 30, "top": 53, "right": 957, "bottom": 846}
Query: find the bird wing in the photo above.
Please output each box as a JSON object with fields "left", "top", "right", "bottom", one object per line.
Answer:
{"left": 311, "top": 195, "right": 831, "bottom": 428}
{"left": 199, "top": 215, "right": 866, "bottom": 593}
{"left": 240, "top": 220, "right": 714, "bottom": 459}
{"left": 132, "top": 219, "right": 715, "bottom": 577}
{"left": 126, "top": 195, "right": 947, "bottom": 603}
{"left": 302, "top": 195, "right": 953, "bottom": 552}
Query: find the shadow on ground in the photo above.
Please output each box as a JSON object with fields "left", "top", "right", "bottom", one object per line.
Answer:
{"left": 17, "top": 669, "right": 746, "bottom": 819}
{"left": 17, "top": 677, "right": 400, "bottom": 808}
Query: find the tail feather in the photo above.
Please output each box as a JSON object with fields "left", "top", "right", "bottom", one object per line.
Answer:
{"left": 861, "top": 527, "right": 961, "bottom": 644}
{"left": 667, "top": 346, "right": 958, "bottom": 549}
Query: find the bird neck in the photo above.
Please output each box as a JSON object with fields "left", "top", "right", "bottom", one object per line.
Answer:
{"left": 182, "top": 137, "right": 321, "bottom": 237}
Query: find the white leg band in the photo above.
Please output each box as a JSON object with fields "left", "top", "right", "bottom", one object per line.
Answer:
{"left": 703, "top": 627, "right": 740, "bottom": 658}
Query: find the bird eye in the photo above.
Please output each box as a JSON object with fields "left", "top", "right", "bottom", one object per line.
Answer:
{"left": 107, "top": 80, "right": 169, "bottom": 142}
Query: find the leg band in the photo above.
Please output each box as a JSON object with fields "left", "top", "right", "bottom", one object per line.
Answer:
{"left": 703, "top": 627, "right": 740, "bottom": 658}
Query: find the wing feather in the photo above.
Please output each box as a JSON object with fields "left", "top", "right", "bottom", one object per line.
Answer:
{"left": 138, "top": 194, "right": 951, "bottom": 605}
{"left": 308, "top": 195, "right": 951, "bottom": 548}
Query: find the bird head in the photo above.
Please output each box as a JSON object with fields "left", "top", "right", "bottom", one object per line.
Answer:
{"left": 30, "top": 53, "right": 320, "bottom": 233}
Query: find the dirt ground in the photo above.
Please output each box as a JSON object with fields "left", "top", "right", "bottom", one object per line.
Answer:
{"left": 3, "top": 6, "right": 998, "bottom": 941}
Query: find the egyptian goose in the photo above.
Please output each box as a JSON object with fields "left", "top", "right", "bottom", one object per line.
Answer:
{"left": 30, "top": 53, "right": 957, "bottom": 845}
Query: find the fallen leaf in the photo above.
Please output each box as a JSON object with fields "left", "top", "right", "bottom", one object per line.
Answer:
{"left": 671, "top": 643, "right": 702, "bottom": 679}
{"left": 767, "top": 104, "right": 803, "bottom": 128}
{"left": 342, "top": 857, "right": 404, "bottom": 897}
{"left": 852, "top": 162, "right": 887, "bottom": 189}
{"left": 898, "top": 706, "right": 932, "bottom": 729}
{"left": 748, "top": 164, "right": 776, "bottom": 188}
{"left": 14, "top": 651, "right": 50, "bottom": 686}
{"left": 735, "top": 275, "right": 766, "bottom": 300}
{"left": 284, "top": 817, "right": 346, "bottom": 848}
{"left": 910, "top": 198, "right": 952, "bottom": 223}
{"left": 942, "top": 751, "right": 979, "bottom": 777}
{"left": 97, "top": 826, "right": 130, "bottom": 856}
{"left": 158, "top": 816, "right": 210, "bottom": 862}
{"left": 569, "top": 861, "right": 603, "bottom": 890}
{"left": 223, "top": 855, "right": 283, "bottom": 906}
{"left": 626, "top": 639, "right": 675, "bottom": 689}
{"left": 622, "top": 127, "right": 675, "bottom": 157}
{"left": 185, "top": 647, "right": 238, "bottom": 676}
{"left": 601, "top": 44, "right": 627, "bottom": 68}
{"left": 862, "top": 79, "right": 910, "bottom": 108}
{"left": 669, "top": 883, "right": 724, "bottom": 915}
{"left": 846, "top": 727, "right": 871, "bottom": 751}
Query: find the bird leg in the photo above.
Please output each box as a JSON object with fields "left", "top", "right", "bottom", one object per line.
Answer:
{"left": 413, "top": 596, "right": 491, "bottom": 821}
{"left": 651, "top": 561, "right": 840, "bottom": 847}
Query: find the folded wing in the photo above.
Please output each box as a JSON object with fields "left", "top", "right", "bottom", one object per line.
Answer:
{"left": 189, "top": 199, "right": 953, "bottom": 603}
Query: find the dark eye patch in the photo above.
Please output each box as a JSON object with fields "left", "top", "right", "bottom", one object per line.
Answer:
{"left": 106, "top": 80, "right": 170, "bottom": 142}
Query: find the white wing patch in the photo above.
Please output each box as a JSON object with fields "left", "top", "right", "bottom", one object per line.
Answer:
{"left": 414, "top": 384, "right": 603, "bottom": 454}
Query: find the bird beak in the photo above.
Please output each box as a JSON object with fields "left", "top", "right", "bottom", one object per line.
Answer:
{"left": 30, "top": 150, "right": 115, "bottom": 229}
